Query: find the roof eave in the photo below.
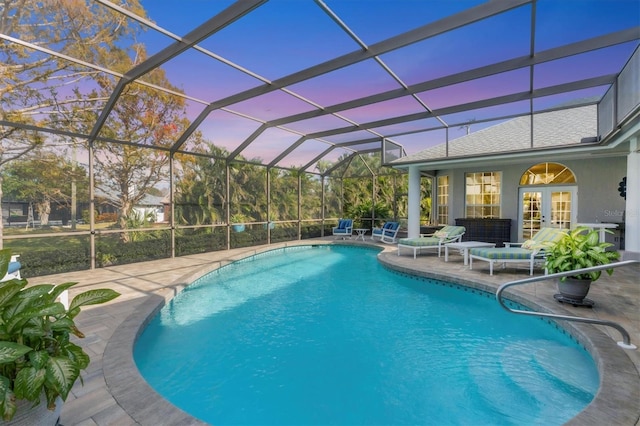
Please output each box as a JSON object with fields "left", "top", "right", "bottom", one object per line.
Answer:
{"left": 392, "top": 109, "right": 640, "bottom": 171}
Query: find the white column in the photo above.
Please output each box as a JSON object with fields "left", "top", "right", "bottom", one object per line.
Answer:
{"left": 625, "top": 137, "right": 639, "bottom": 254}
{"left": 407, "top": 166, "right": 421, "bottom": 238}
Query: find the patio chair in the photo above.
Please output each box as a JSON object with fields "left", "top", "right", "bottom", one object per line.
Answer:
{"left": 0, "top": 255, "right": 22, "bottom": 282}
{"left": 371, "top": 222, "right": 400, "bottom": 244}
{"left": 468, "top": 227, "right": 565, "bottom": 275}
{"left": 397, "top": 225, "right": 466, "bottom": 258}
{"left": 332, "top": 218, "right": 353, "bottom": 239}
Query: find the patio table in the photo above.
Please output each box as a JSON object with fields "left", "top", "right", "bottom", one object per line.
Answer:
{"left": 354, "top": 228, "right": 368, "bottom": 241}
{"left": 445, "top": 241, "right": 496, "bottom": 266}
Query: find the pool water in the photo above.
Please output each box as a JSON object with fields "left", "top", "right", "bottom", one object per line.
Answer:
{"left": 134, "top": 245, "right": 598, "bottom": 425}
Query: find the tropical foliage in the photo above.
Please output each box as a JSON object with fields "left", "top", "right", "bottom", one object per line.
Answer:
{"left": 174, "top": 145, "right": 228, "bottom": 226}
{"left": 0, "top": 1, "right": 425, "bottom": 275}
{"left": 0, "top": 0, "right": 149, "bottom": 246}
{"left": 2, "top": 153, "right": 89, "bottom": 226}
{"left": 3, "top": 150, "right": 421, "bottom": 275}
{"left": 0, "top": 249, "right": 120, "bottom": 421}
{"left": 545, "top": 226, "right": 620, "bottom": 281}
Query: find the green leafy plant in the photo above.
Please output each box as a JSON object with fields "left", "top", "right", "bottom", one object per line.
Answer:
{"left": 230, "top": 213, "right": 248, "bottom": 224}
{"left": 0, "top": 249, "right": 120, "bottom": 421}
{"left": 545, "top": 226, "right": 620, "bottom": 281}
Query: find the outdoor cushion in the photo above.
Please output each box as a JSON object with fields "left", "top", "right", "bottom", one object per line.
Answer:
{"left": 333, "top": 219, "right": 353, "bottom": 238}
{"left": 438, "top": 225, "right": 465, "bottom": 236}
{"left": 521, "top": 239, "right": 536, "bottom": 249}
{"left": 531, "top": 227, "right": 565, "bottom": 245}
{"left": 372, "top": 222, "right": 400, "bottom": 243}
{"left": 8, "top": 261, "right": 20, "bottom": 274}
{"left": 433, "top": 230, "right": 448, "bottom": 238}
{"left": 398, "top": 237, "right": 440, "bottom": 247}
{"left": 398, "top": 225, "right": 465, "bottom": 258}
{"left": 469, "top": 247, "right": 534, "bottom": 260}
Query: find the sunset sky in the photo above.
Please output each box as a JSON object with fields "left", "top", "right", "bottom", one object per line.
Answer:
{"left": 9, "top": 0, "right": 640, "bottom": 170}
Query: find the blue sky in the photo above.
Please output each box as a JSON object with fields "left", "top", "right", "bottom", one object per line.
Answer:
{"left": 94, "top": 1, "right": 640, "bottom": 167}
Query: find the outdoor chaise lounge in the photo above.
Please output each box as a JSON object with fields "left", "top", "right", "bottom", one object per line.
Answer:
{"left": 397, "top": 225, "right": 466, "bottom": 259}
{"left": 468, "top": 227, "right": 565, "bottom": 276}
{"left": 332, "top": 218, "right": 353, "bottom": 239}
{"left": 0, "top": 255, "right": 22, "bottom": 282}
{"left": 371, "top": 222, "right": 400, "bottom": 244}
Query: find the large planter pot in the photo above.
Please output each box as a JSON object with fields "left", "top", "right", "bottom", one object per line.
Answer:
{"left": 7, "top": 395, "right": 62, "bottom": 426}
{"left": 555, "top": 277, "right": 593, "bottom": 307}
{"left": 232, "top": 224, "right": 245, "bottom": 233}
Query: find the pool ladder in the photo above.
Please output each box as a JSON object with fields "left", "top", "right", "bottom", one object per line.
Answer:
{"left": 496, "top": 260, "right": 639, "bottom": 350}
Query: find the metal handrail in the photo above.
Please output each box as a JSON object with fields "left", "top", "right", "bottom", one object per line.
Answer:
{"left": 496, "top": 260, "right": 639, "bottom": 350}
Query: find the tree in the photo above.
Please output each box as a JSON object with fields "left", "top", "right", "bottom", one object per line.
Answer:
{"left": 269, "top": 168, "right": 298, "bottom": 221}
{"left": 2, "top": 152, "right": 89, "bottom": 226}
{"left": 321, "top": 152, "right": 432, "bottom": 224}
{"left": 229, "top": 161, "right": 267, "bottom": 222}
{"left": 299, "top": 171, "right": 322, "bottom": 220}
{"left": 79, "top": 74, "right": 188, "bottom": 238}
{"left": 0, "top": 128, "right": 43, "bottom": 244}
{"left": 0, "top": 0, "right": 148, "bottom": 246}
{"left": 174, "top": 142, "right": 229, "bottom": 226}
{"left": 1, "top": 0, "right": 188, "bottom": 238}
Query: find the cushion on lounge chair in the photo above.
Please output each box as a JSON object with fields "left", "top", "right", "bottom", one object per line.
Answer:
{"left": 398, "top": 225, "right": 466, "bottom": 246}
{"left": 337, "top": 219, "right": 347, "bottom": 229}
{"left": 469, "top": 247, "right": 533, "bottom": 260}
{"left": 468, "top": 228, "right": 564, "bottom": 276}
{"left": 524, "top": 227, "right": 565, "bottom": 248}
{"left": 397, "top": 225, "right": 465, "bottom": 258}
{"left": 398, "top": 236, "right": 440, "bottom": 247}
{"left": 437, "top": 225, "right": 465, "bottom": 237}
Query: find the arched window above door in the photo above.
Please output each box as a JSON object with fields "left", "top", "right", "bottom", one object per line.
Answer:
{"left": 519, "top": 162, "right": 576, "bottom": 185}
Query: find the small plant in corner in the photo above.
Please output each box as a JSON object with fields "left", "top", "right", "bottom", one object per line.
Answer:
{"left": 230, "top": 213, "right": 247, "bottom": 224}
{"left": 545, "top": 226, "right": 620, "bottom": 282}
{"left": 0, "top": 249, "right": 120, "bottom": 421}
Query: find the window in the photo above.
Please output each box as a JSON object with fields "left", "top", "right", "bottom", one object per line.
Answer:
{"left": 465, "top": 172, "right": 501, "bottom": 218}
{"left": 437, "top": 176, "right": 449, "bottom": 224}
{"left": 519, "top": 162, "right": 576, "bottom": 185}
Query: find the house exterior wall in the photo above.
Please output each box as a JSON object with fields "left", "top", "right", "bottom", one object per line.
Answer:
{"left": 436, "top": 156, "right": 627, "bottom": 243}
{"left": 574, "top": 157, "right": 627, "bottom": 223}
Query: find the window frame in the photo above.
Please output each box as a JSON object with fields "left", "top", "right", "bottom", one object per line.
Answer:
{"left": 436, "top": 175, "right": 449, "bottom": 225}
{"left": 464, "top": 171, "right": 502, "bottom": 218}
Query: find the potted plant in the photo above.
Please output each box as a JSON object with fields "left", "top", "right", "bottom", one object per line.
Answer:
{"left": 0, "top": 249, "right": 120, "bottom": 424}
{"left": 544, "top": 226, "right": 620, "bottom": 305}
{"left": 230, "top": 213, "right": 247, "bottom": 233}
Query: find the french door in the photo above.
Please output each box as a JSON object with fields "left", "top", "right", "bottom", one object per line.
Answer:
{"left": 519, "top": 186, "right": 577, "bottom": 240}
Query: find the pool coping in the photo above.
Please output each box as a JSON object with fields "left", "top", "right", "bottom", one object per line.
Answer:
{"left": 104, "top": 241, "right": 640, "bottom": 425}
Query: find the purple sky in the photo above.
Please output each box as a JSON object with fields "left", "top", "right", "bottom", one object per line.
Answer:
{"left": 120, "top": 1, "right": 640, "bottom": 169}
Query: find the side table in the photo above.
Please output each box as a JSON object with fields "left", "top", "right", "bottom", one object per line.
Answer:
{"left": 354, "top": 228, "right": 368, "bottom": 241}
{"left": 445, "top": 241, "right": 496, "bottom": 265}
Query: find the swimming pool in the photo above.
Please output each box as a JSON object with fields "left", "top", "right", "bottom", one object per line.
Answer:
{"left": 134, "top": 245, "right": 598, "bottom": 425}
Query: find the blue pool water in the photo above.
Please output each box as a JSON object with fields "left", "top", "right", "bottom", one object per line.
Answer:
{"left": 134, "top": 245, "right": 598, "bottom": 425}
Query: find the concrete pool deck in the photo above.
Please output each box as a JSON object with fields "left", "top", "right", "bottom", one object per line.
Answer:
{"left": 27, "top": 238, "right": 639, "bottom": 425}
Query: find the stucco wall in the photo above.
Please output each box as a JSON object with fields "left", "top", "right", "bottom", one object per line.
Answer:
{"left": 436, "top": 157, "right": 627, "bottom": 242}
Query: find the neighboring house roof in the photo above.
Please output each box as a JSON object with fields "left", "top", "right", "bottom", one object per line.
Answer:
{"left": 93, "top": 187, "right": 169, "bottom": 207}
{"left": 135, "top": 194, "right": 166, "bottom": 207}
{"left": 393, "top": 105, "right": 597, "bottom": 165}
